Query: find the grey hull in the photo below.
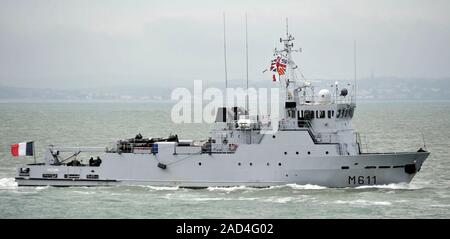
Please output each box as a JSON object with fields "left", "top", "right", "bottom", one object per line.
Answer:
{"left": 16, "top": 151, "right": 429, "bottom": 188}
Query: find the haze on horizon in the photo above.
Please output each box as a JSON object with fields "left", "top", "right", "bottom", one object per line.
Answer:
{"left": 0, "top": 0, "right": 449, "bottom": 90}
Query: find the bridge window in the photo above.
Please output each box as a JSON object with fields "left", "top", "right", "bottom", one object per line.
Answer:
{"left": 319, "top": 111, "right": 325, "bottom": 118}
{"left": 327, "top": 110, "right": 332, "bottom": 118}
{"left": 316, "top": 111, "right": 319, "bottom": 118}
{"left": 288, "top": 109, "right": 295, "bottom": 118}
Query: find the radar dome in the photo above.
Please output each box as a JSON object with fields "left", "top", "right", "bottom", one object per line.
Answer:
{"left": 318, "top": 89, "right": 331, "bottom": 103}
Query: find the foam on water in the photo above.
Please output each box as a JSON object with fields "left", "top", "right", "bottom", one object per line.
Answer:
{"left": 190, "top": 197, "right": 229, "bottom": 201}
{"left": 354, "top": 183, "right": 423, "bottom": 190}
{"left": 266, "top": 184, "right": 328, "bottom": 190}
{"left": 285, "top": 184, "right": 328, "bottom": 190}
{"left": 0, "top": 178, "right": 18, "bottom": 190}
{"left": 35, "top": 186, "right": 50, "bottom": 191}
{"left": 139, "top": 185, "right": 180, "bottom": 191}
{"left": 334, "top": 199, "right": 392, "bottom": 206}
{"left": 262, "top": 196, "right": 296, "bottom": 203}
{"left": 207, "top": 186, "right": 251, "bottom": 193}
{"left": 72, "top": 190, "right": 97, "bottom": 195}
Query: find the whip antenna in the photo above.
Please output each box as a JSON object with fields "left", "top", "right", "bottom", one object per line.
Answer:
{"left": 245, "top": 12, "right": 249, "bottom": 112}
{"left": 223, "top": 12, "right": 228, "bottom": 89}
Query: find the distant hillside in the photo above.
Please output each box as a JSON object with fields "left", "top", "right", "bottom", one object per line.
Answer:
{"left": 1, "top": 77, "right": 449, "bottom": 101}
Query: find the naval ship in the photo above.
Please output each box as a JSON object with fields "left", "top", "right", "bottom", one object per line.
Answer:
{"left": 15, "top": 29, "right": 429, "bottom": 188}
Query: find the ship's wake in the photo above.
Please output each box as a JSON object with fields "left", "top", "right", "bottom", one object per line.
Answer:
{"left": 0, "top": 177, "right": 424, "bottom": 191}
{"left": 353, "top": 183, "right": 423, "bottom": 190}
{"left": 0, "top": 178, "right": 18, "bottom": 190}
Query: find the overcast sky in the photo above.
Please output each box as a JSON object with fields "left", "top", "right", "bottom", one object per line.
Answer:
{"left": 0, "top": 0, "right": 449, "bottom": 89}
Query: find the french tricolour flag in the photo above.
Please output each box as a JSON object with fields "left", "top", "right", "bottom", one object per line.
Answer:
{"left": 11, "top": 141, "right": 34, "bottom": 157}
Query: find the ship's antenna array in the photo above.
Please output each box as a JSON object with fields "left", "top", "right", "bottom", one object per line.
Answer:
{"left": 223, "top": 12, "right": 228, "bottom": 89}
{"left": 286, "top": 17, "right": 289, "bottom": 38}
{"left": 245, "top": 12, "right": 249, "bottom": 112}
{"left": 354, "top": 40, "right": 357, "bottom": 104}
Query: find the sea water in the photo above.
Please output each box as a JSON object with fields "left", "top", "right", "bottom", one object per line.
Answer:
{"left": 0, "top": 101, "right": 449, "bottom": 218}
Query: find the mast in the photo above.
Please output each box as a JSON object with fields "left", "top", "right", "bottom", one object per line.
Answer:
{"left": 276, "top": 18, "right": 297, "bottom": 101}
{"left": 245, "top": 12, "right": 249, "bottom": 113}
{"left": 223, "top": 12, "right": 228, "bottom": 89}
{"left": 354, "top": 40, "right": 357, "bottom": 104}
{"left": 286, "top": 18, "right": 289, "bottom": 39}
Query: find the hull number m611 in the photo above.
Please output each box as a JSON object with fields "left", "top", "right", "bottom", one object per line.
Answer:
{"left": 348, "top": 176, "right": 377, "bottom": 185}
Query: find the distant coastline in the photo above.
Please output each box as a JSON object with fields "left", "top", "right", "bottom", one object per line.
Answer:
{"left": 1, "top": 77, "right": 450, "bottom": 102}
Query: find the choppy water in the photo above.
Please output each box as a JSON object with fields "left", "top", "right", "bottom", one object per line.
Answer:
{"left": 0, "top": 101, "right": 449, "bottom": 218}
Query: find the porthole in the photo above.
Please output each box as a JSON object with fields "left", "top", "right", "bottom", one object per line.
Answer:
{"left": 267, "top": 163, "right": 270, "bottom": 166}
{"left": 198, "top": 162, "right": 202, "bottom": 166}
{"left": 249, "top": 162, "right": 253, "bottom": 166}
{"left": 285, "top": 174, "right": 289, "bottom": 177}
{"left": 272, "top": 135, "right": 276, "bottom": 139}
{"left": 278, "top": 163, "right": 282, "bottom": 166}
{"left": 238, "top": 162, "right": 241, "bottom": 166}
{"left": 284, "top": 152, "right": 287, "bottom": 155}
{"left": 307, "top": 151, "right": 311, "bottom": 155}
{"left": 325, "top": 151, "right": 329, "bottom": 155}
{"left": 296, "top": 151, "right": 299, "bottom": 155}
